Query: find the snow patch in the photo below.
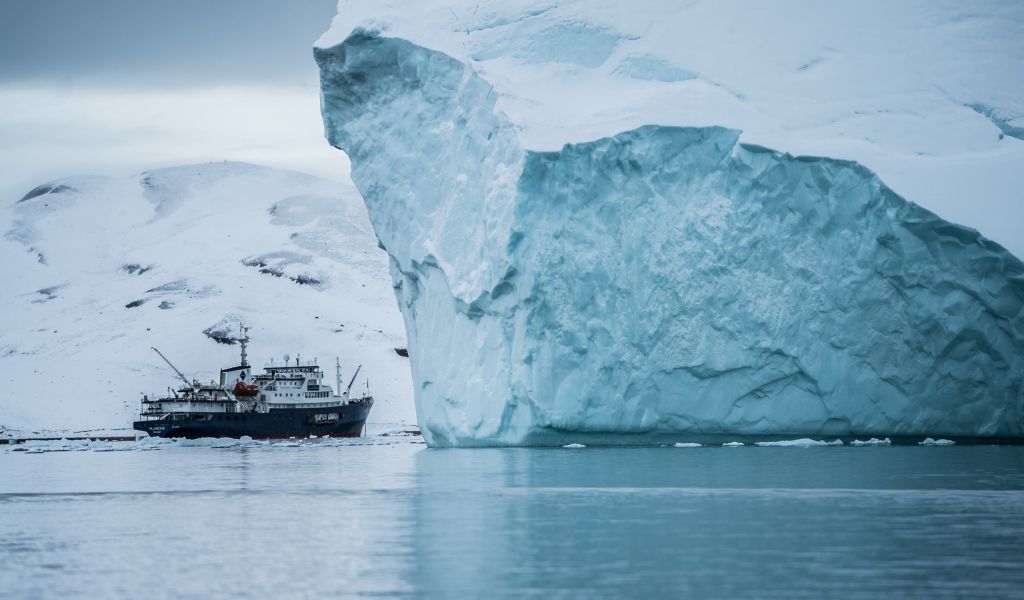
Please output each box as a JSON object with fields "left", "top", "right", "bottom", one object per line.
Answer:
{"left": 967, "top": 103, "right": 1024, "bottom": 141}
{"left": 613, "top": 55, "right": 697, "bottom": 82}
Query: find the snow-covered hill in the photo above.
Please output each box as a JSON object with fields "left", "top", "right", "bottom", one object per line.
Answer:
{"left": 0, "top": 162, "right": 414, "bottom": 435}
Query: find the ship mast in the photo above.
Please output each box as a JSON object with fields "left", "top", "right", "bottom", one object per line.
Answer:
{"left": 335, "top": 357, "right": 342, "bottom": 398}
{"left": 239, "top": 325, "right": 250, "bottom": 367}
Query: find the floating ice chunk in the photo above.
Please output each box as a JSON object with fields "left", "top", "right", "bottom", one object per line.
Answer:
{"left": 850, "top": 438, "right": 892, "bottom": 446}
{"left": 563, "top": 443, "right": 586, "bottom": 448}
{"left": 673, "top": 442, "right": 702, "bottom": 448}
{"left": 722, "top": 442, "right": 745, "bottom": 447}
{"left": 919, "top": 438, "right": 956, "bottom": 446}
{"left": 755, "top": 439, "right": 843, "bottom": 447}
{"left": 274, "top": 440, "right": 303, "bottom": 447}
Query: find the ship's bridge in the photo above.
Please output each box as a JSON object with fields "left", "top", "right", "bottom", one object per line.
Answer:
{"left": 257, "top": 358, "right": 334, "bottom": 403}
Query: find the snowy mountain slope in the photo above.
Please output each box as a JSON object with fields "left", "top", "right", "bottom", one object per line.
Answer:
{"left": 318, "top": 0, "right": 1024, "bottom": 258}
{"left": 0, "top": 162, "right": 414, "bottom": 434}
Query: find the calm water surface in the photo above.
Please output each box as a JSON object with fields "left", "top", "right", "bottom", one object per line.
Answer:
{"left": 1, "top": 437, "right": 1023, "bottom": 599}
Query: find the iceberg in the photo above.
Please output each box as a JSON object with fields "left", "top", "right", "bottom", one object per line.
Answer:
{"left": 754, "top": 439, "right": 844, "bottom": 448}
{"left": 316, "top": 5, "right": 1024, "bottom": 447}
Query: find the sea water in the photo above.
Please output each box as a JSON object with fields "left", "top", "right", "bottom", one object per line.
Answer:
{"left": 2, "top": 437, "right": 1023, "bottom": 598}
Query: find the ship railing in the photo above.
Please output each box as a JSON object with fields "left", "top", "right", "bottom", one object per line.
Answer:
{"left": 265, "top": 359, "right": 320, "bottom": 368}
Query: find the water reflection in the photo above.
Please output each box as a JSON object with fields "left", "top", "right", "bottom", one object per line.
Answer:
{"left": 409, "top": 446, "right": 1024, "bottom": 598}
{"left": 1, "top": 442, "right": 1022, "bottom": 598}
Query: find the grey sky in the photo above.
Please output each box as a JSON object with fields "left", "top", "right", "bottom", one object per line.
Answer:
{"left": 0, "top": 0, "right": 348, "bottom": 209}
{"left": 0, "top": 0, "right": 337, "bottom": 86}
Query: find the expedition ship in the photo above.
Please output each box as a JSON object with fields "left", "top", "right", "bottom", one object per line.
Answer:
{"left": 133, "top": 328, "right": 373, "bottom": 439}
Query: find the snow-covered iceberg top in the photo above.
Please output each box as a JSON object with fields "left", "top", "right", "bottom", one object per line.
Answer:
{"left": 316, "top": 2, "right": 1024, "bottom": 446}
{"left": 316, "top": 1, "right": 1024, "bottom": 256}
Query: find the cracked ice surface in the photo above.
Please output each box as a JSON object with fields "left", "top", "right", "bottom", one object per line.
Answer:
{"left": 316, "top": 4, "right": 1024, "bottom": 446}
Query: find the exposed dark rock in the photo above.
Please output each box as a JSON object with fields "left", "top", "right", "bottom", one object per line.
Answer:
{"left": 121, "top": 263, "right": 154, "bottom": 275}
{"left": 19, "top": 183, "right": 74, "bottom": 203}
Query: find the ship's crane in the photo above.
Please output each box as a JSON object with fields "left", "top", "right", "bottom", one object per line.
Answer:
{"left": 344, "top": 364, "right": 362, "bottom": 399}
{"left": 151, "top": 347, "right": 194, "bottom": 390}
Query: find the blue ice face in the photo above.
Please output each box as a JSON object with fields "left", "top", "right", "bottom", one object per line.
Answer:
{"left": 318, "top": 32, "right": 1024, "bottom": 447}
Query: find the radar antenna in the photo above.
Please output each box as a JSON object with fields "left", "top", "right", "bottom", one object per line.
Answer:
{"left": 152, "top": 347, "right": 193, "bottom": 389}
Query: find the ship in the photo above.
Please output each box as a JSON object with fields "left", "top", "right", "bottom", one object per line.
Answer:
{"left": 133, "top": 327, "right": 373, "bottom": 439}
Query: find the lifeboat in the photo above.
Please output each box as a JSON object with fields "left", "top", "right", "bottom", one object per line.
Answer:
{"left": 233, "top": 380, "right": 260, "bottom": 397}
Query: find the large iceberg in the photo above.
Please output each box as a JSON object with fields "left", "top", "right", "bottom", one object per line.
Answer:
{"left": 316, "top": 2, "right": 1024, "bottom": 446}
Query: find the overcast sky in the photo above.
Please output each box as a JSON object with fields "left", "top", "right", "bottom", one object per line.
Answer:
{"left": 0, "top": 0, "right": 346, "bottom": 204}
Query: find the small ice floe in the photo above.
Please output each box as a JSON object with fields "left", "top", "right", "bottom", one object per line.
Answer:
{"left": 919, "top": 437, "right": 956, "bottom": 446}
{"left": 850, "top": 438, "right": 891, "bottom": 446}
{"left": 134, "top": 436, "right": 171, "bottom": 451}
{"left": 273, "top": 440, "right": 303, "bottom": 447}
{"left": 12, "top": 438, "right": 82, "bottom": 453}
{"left": 173, "top": 436, "right": 260, "bottom": 448}
{"left": 755, "top": 438, "right": 843, "bottom": 447}
{"left": 562, "top": 443, "right": 586, "bottom": 448}
{"left": 673, "top": 442, "right": 702, "bottom": 448}
{"left": 722, "top": 441, "right": 745, "bottom": 447}
{"left": 9, "top": 438, "right": 140, "bottom": 453}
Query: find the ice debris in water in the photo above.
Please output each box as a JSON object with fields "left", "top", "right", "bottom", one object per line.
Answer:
{"left": 3, "top": 434, "right": 420, "bottom": 453}
{"left": 673, "top": 442, "right": 702, "bottom": 448}
{"left": 755, "top": 439, "right": 843, "bottom": 447}
{"left": 918, "top": 438, "right": 956, "bottom": 446}
{"left": 850, "top": 438, "right": 892, "bottom": 446}
{"left": 562, "top": 443, "right": 586, "bottom": 449}
{"left": 317, "top": 20, "right": 1024, "bottom": 448}
{"left": 722, "top": 442, "right": 745, "bottom": 447}
{"left": 8, "top": 438, "right": 155, "bottom": 453}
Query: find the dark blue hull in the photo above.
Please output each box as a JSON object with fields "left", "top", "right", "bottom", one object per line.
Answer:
{"left": 134, "top": 398, "right": 373, "bottom": 439}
